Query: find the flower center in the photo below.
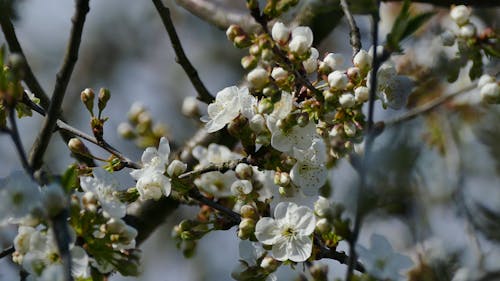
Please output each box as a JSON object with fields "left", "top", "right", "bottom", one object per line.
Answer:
{"left": 282, "top": 225, "right": 297, "bottom": 238}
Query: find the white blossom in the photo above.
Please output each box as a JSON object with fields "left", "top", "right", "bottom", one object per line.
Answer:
{"left": 314, "top": 196, "right": 331, "bottom": 217}
{"left": 450, "top": 5, "right": 471, "bottom": 26}
{"left": 255, "top": 202, "right": 316, "bottom": 262}
{"left": 290, "top": 138, "right": 327, "bottom": 195}
{"left": 339, "top": 93, "right": 356, "bottom": 108}
{"left": 130, "top": 137, "right": 172, "bottom": 200}
{"left": 368, "top": 64, "right": 413, "bottom": 109}
{"left": 459, "top": 24, "right": 476, "bottom": 38}
{"left": 289, "top": 26, "right": 313, "bottom": 55}
{"left": 356, "top": 234, "right": 414, "bottom": 281}
{"left": 354, "top": 86, "right": 369, "bottom": 103}
{"left": 80, "top": 168, "right": 126, "bottom": 218}
{"left": 480, "top": 82, "right": 500, "bottom": 103}
{"left": 271, "top": 22, "right": 290, "bottom": 44}
{"left": 303, "top": 48, "right": 319, "bottom": 74}
{"left": 267, "top": 117, "right": 316, "bottom": 153}
{"left": 353, "top": 49, "right": 372, "bottom": 70}
{"left": 0, "top": 171, "right": 41, "bottom": 225}
{"left": 271, "top": 67, "right": 288, "bottom": 81}
{"left": 202, "top": 86, "right": 256, "bottom": 133}
{"left": 231, "top": 180, "right": 253, "bottom": 196}
{"left": 328, "top": 70, "right": 349, "bottom": 90}
{"left": 323, "top": 52, "right": 344, "bottom": 70}
{"left": 247, "top": 67, "right": 269, "bottom": 89}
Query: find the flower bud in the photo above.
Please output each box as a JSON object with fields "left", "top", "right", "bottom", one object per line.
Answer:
{"left": 323, "top": 53, "right": 344, "bottom": 71}
{"left": 258, "top": 98, "right": 274, "bottom": 114}
{"left": 328, "top": 71, "right": 349, "bottom": 90}
{"left": 260, "top": 256, "right": 279, "bottom": 272}
{"left": 315, "top": 218, "right": 331, "bottom": 234}
{"left": 128, "top": 102, "right": 145, "bottom": 123}
{"left": 261, "top": 49, "right": 274, "bottom": 61}
{"left": 241, "top": 55, "right": 258, "bottom": 70}
{"left": 323, "top": 90, "right": 335, "bottom": 103}
{"left": 353, "top": 49, "right": 372, "bottom": 70}
{"left": 279, "top": 172, "right": 291, "bottom": 186}
{"left": 459, "top": 24, "right": 476, "bottom": 38}
{"left": 68, "top": 138, "right": 91, "bottom": 156}
{"left": 249, "top": 44, "right": 261, "bottom": 56}
{"left": 181, "top": 96, "right": 200, "bottom": 118}
{"left": 226, "top": 24, "right": 244, "bottom": 42}
{"left": 450, "top": 5, "right": 470, "bottom": 26}
{"left": 249, "top": 114, "right": 266, "bottom": 132}
{"left": 234, "top": 35, "right": 252, "bottom": 48}
{"left": 271, "top": 67, "right": 288, "bottom": 82}
{"left": 344, "top": 122, "right": 357, "bottom": 137}
{"left": 80, "top": 88, "right": 95, "bottom": 114}
{"left": 98, "top": 88, "right": 110, "bottom": 112}
{"left": 272, "top": 22, "right": 291, "bottom": 44}
{"left": 480, "top": 82, "right": 500, "bottom": 104}
{"left": 255, "top": 133, "right": 271, "bottom": 145}
{"left": 240, "top": 204, "right": 257, "bottom": 219}
{"left": 441, "top": 30, "right": 456, "bottom": 46}
{"left": 235, "top": 163, "right": 253, "bottom": 179}
{"left": 347, "top": 67, "right": 361, "bottom": 81}
{"left": 247, "top": 67, "right": 269, "bottom": 89}
{"left": 117, "top": 122, "right": 135, "bottom": 139}
{"left": 289, "top": 26, "right": 313, "bottom": 55}
{"left": 238, "top": 218, "right": 255, "bottom": 239}
{"left": 354, "top": 86, "right": 369, "bottom": 103}
{"left": 338, "top": 93, "right": 355, "bottom": 108}
{"left": 167, "top": 160, "right": 187, "bottom": 177}
{"left": 309, "top": 263, "right": 329, "bottom": 280}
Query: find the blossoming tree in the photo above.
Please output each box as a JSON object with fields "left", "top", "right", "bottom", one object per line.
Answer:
{"left": 0, "top": 0, "right": 499, "bottom": 280}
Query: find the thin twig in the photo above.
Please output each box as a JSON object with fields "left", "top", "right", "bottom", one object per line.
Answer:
{"left": 8, "top": 107, "right": 32, "bottom": 175}
{"left": 0, "top": 17, "right": 50, "bottom": 109}
{"left": 340, "top": 0, "right": 362, "bottom": 57}
{"left": 28, "top": 0, "right": 90, "bottom": 172}
{"left": 346, "top": 3, "right": 380, "bottom": 280}
{"left": 188, "top": 188, "right": 242, "bottom": 224}
{"left": 50, "top": 210, "right": 73, "bottom": 281}
{"left": 384, "top": 83, "right": 476, "bottom": 127}
{"left": 175, "top": 0, "right": 260, "bottom": 33}
{"left": 0, "top": 246, "right": 14, "bottom": 259}
{"left": 179, "top": 158, "right": 248, "bottom": 179}
{"left": 151, "top": 0, "right": 214, "bottom": 104}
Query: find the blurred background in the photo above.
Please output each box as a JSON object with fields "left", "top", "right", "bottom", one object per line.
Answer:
{"left": 0, "top": 0, "right": 499, "bottom": 280}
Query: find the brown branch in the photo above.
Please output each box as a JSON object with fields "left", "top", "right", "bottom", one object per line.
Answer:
{"left": 8, "top": 107, "right": 32, "bottom": 175}
{"left": 0, "top": 17, "right": 50, "bottom": 109}
{"left": 384, "top": 83, "right": 476, "bottom": 127}
{"left": 188, "top": 188, "right": 242, "bottom": 224}
{"left": 151, "top": 0, "right": 214, "bottom": 104}
{"left": 28, "top": 0, "right": 90, "bottom": 172}
{"left": 179, "top": 158, "right": 249, "bottom": 179}
{"left": 0, "top": 246, "right": 14, "bottom": 259}
{"left": 340, "top": 0, "right": 362, "bottom": 57}
{"left": 175, "top": 0, "right": 260, "bottom": 33}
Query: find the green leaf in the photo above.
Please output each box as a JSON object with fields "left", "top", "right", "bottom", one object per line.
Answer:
{"left": 402, "top": 11, "right": 436, "bottom": 40}
{"left": 483, "top": 45, "right": 500, "bottom": 58}
{"left": 61, "top": 164, "right": 79, "bottom": 193}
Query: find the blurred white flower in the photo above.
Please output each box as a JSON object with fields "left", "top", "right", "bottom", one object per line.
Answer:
{"left": 267, "top": 117, "right": 316, "bottom": 153}
{"left": 368, "top": 64, "right": 413, "bottom": 109}
{"left": 289, "top": 26, "right": 313, "bottom": 54}
{"left": 314, "top": 196, "right": 331, "bottom": 217}
{"left": 202, "top": 86, "right": 256, "bottom": 133}
{"left": 356, "top": 234, "right": 413, "bottom": 281}
{"left": 450, "top": 5, "right": 471, "bottom": 26}
{"left": 0, "top": 171, "right": 41, "bottom": 225}
{"left": 459, "top": 24, "right": 476, "bottom": 38}
{"left": 480, "top": 82, "right": 500, "bottom": 104}
{"left": 290, "top": 138, "right": 327, "bottom": 195}
{"left": 80, "top": 168, "right": 126, "bottom": 218}
{"left": 255, "top": 202, "right": 316, "bottom": 262}
{"left": 130, "top": 137, "right": 173, "bottom": 200}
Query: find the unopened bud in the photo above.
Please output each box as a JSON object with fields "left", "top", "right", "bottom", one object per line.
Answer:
{"left": 81, "top": 88, "right": 95, "bottom": 114}
{"left": 339, "top": 93, "right": 355, "bottom": 108}
{"left": 353, "top": 49, "right": 372, "bottom": 71}
{"left": 249, "top": 114, "right": 266, "bottom": 132}
{"left": 309, "top": 263, "right": 329, "bottom": 280}
{"left": 240, "top": 204, "right": 257, "bottom": 219}
{"left": 271, "top": 22, "right": 291, "bottom": 44}
{"left": 260, "top": 256, "right": 279, "bottom": 271}
{"left": 117, "top": 122, "right": 135, "bottom": 139}
{"left": 238, "top": 218, "right": 255, "bottom": 239}
{"left": 328, "top": 71, "right": 349, "bottom": 90}
{"left": 234, "top": 35, "right": 252, "bottom": 48}
{"left": 98, "top": 88, "right": 111, "bottom": 112}
{"left": 235, "top": 163, "right": 253, "bottom": 179}
{"left": 323, "top": 53, "right": 344, "bottom": 70}
{"left": 128, "top": 102, "right": 145, "bottom": 123}
{"left": 316, "top": 218, "right": 331, "bottom": 234}
{"left": 182, "top": 96, "right": 200, "bottom": 117}
{"left": 354, "top": 86, "right": 369, "bottom": 103}
{"left": 247, "top": 67, "right": 269, "bottom": 89}
{"left": 459, "top": 24, "right": 476, "bottom": 38}
{"left": 241, "top": 55, "right": 258, "bottom": 70}
{"left": 271, "top": 67, "right": 288, "bottom": 82}
{"left": 347, "top": 67, "right": 361, "bottom": 81}
{"left": 68, "top": 138, "right": 91, "bottom": 156}
{"left": 167, "top": 160, "right": 187, "bottom": 177}
{"left": 450, "top": 5, "right": 471, "bottom": 26}
{"left": 226, "top": 24, "right": 245, "bottom": 42}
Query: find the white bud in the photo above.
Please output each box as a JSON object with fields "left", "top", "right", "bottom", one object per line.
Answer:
{"left": 231, "top": 180, "right": 253, "bottom": 195}
{"left": 353, "top": 49, "right": 372, "bottom": 70}
{"left": 478, "top": 74, "right": 495, "bottom": 88}
{"left": 347, "top": 67, "right": 361, "bottom": 80}
{"left": 289, "top": 26, "right": 313, "bottom": 54}
{"left": 167, "top": 160, "right": 187, "bottom": 177}
{"left": 181, "top": 96, "right": 199, "bottom": 117}
{"left": 314, "top": 196, "right": 331, "bottom": 217}
{"left": 344, "top": 122, "right": 357, "bottom": 137}
{"left": 441, "top": 30, "right": 456, "bottom": 46}
{"left": 260, "top": 256, "right": 279, "bottom": 271}
{"left": 329, "top": 125, "right": 342, "bottom": 139}
{"left": 323, "top": 53, "right": 344, "bottom": 70}
{"left": 339, "top": 93, "right": 355, "bottom": 108}
{"left": 279, "top": 172, "right": 291, "bottom": 186}
{"left": 316, "top": 218, "right": 331, "bottom": 233}
{"left": 459, "top": 24, "right": 476, "bottom": 38}
{"left": 480, "top": 82, "right": 500, "bottom": 104}
{"left": 271, "top": 22, "right": 291, "bottom": 44}
{"left": 354, "top": 86, "right": 369, "bottom": 103}
{"left": 303, "top": 47, "right": 319, "bottom": 74}
{"left": 450, "top": 5, "right": 471, "bottom": 26}
{"left": 117, "top": 122, "right": 135, "bottom": 139}
{"left": 235, "top": 163, "right": 253, "bottom": 179}
{"left": 328, "top": 71, "right": 349, "bottom": 89}
{"left": 271, "top": 67, "right": 288, "bottom": 81}
{"left": 128, "top": 102, "right": 145, "bottom": 120}
{"left": 249, "top": 114, "right": 266, "bottom": 132}
{"left": 247, "top": 67, "right": 269, "bottom": 89}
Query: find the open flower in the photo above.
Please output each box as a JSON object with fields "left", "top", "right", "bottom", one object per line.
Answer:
{"left": 290, "top": 138, "right": 327, "bottom": 195}
{"left": 357, "top": 234, "right": 414, "bottom": 281}
{"left": 0, "top": 171, "right": 41, "bottom": 225}
{"left": 255, "top": 202, "right": 316, "bottom": 262}
{"left": 130, "top": 137, "right": 173, "bottom": 200}
{"left": 80, "top": 168, "right": 126, "bottom": 218}
{"left": 202, "top": 86, "right": 256, "bottom": 133}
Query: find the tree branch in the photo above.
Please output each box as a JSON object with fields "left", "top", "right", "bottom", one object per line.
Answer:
{"left": 0, "top": 17, "right": 50, "bottom": 109}
{"left": 0, "top": 246, "right": 14, "bottom": 259}
{"left": 175, "top": 0, "right": 260, "bottom": 33}
{"left": 179, "top": 158, "right": 249, "bottom": 179}
{"left": 384, "top": 83, "right": 476, "bottom": 127}
{"left": 151, "top": 0, "right": 214, "bottom": 104}
{"left": 8, "top": 107, "right": 32, "bottom": 175}
{"left": 340, "top": 0, "right": 362, "bottom": 57}
{"left": 28, "top": 0, "right": 90, "bottom": 172}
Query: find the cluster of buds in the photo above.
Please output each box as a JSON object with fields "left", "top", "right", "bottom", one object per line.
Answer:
{"left": 80, "top": 87, "right": 111, "bottom": 140}
{"left": 313, "top": 197, "right": 349, "bottom": 247}
{"left": 117, "top": 102, "right": 169, "bottom": 148}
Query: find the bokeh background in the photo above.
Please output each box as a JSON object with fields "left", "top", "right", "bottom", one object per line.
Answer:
{"left": 0, "top": 0, "right": 500, "bottom": 280}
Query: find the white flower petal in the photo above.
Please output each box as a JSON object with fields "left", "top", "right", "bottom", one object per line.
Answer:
{"left": 255, "top": 217, "right": 281, "bottom": 245}
{"left": 287, "top": 234, "right": 313, "bottom": 262}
